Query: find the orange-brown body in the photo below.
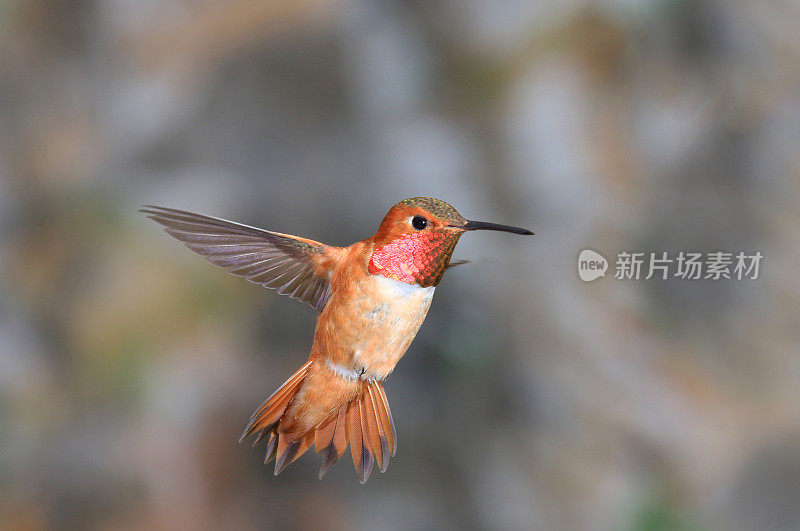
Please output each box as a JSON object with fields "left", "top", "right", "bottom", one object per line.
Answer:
{"left": 142, "top": 197, "right": 532, "bottom": 482}
{"left": 282, "top": 240, "right": 436, "bottom": 440}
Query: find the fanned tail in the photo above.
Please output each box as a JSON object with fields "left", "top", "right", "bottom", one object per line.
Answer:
{"left": 323, "top": 380, "right": 396, "bottom": 483}
{"left": 239, "top": 359, "right": 313, "bottom": 446}
{"left": 240, "top": 365, "right": 397, "bottom": 484}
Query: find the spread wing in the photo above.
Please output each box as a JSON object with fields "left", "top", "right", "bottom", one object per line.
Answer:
{"left": 141, "top": 206, "right": 339, "bottom": 311}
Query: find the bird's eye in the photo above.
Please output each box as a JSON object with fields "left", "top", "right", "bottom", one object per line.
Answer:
{"left": 412, "top": 216, "right": 428, "bottom": 230}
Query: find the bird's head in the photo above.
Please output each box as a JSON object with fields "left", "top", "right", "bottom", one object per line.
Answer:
{"left": 369, "top": 197, "right": 533, "bottom": 287}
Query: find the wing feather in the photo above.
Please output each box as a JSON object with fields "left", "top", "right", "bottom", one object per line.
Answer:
{"left": 141, "top": 206, "right": 339, "bottom": 311}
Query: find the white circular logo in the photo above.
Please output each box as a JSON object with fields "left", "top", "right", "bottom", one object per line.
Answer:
{"left": 578, "top": 250, "right": 608, "bottom": 282}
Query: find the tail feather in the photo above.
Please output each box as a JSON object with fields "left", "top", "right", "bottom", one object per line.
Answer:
{"left": 251, "top": 424, "right": 275, "bottom": 447}
{"left": 249, "top": 364, "right": 308, "bottom": 421}
{"left": 274, "top": 434, "right": 300, "bottom": 475}
{"left": 239, "top": 359, "right": 313, "bottom": 442}
{"left": 316, "top": 407, "right": 348, "bottom": 479}
{"left": 240, "top": 364, "right": 397, "bottom": 483}
{"left": 372, "top": 381, "right": 397, "bottom": 456}
{"left": 366, "top": 383, "right": 391, "bottom": 472}
{"left": 263, "top": 432, "right": 278, "bottom": 464}
{"left": 348, "top": 399, "right": 375, "bottom": 484}
{"left": 345, "top": 399, "right": 363, "bottom": 475}
{"left": 362, "top": 386, "right": 385, "bottom": 472}
{"left": 331, "top": 405, "right": 348, "bottom": 462}
{"left": 274, "top": 431, "right": 315, "bottom": 475}
{"left": 291, "top": 432, "right": 316, "bottom": 466}
{"left": 314, "top": 415, "right": 337, "bottom": 454}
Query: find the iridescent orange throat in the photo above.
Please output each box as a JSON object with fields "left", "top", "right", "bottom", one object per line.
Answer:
{"left": 368, "top": 231, "right": 463, "bottom": 287}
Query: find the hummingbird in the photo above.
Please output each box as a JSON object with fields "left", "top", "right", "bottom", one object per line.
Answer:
{"left": 141, "top": 197, "right": 532, "bottom": 483}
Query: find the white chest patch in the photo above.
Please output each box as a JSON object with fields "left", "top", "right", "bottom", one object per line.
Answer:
{"left": 372, "top": 274, "right": 435, "bottom": 299}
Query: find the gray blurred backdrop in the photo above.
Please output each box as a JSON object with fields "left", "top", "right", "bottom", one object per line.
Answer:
{"left": 2, "top": 1, "right": 799, "bottom": 530}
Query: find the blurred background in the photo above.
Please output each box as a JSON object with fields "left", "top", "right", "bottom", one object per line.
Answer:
{"left": 2, "top": 0, "right": 800, "bottom": 529}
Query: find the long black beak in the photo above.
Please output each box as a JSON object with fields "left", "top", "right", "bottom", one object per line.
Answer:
{"left": 458, "top": 220, "right": 534, "bottom": 235}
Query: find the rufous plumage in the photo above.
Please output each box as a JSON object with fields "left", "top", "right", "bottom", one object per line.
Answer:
{"left": 142, "top": 197, "right": 532, "bottom": 483}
